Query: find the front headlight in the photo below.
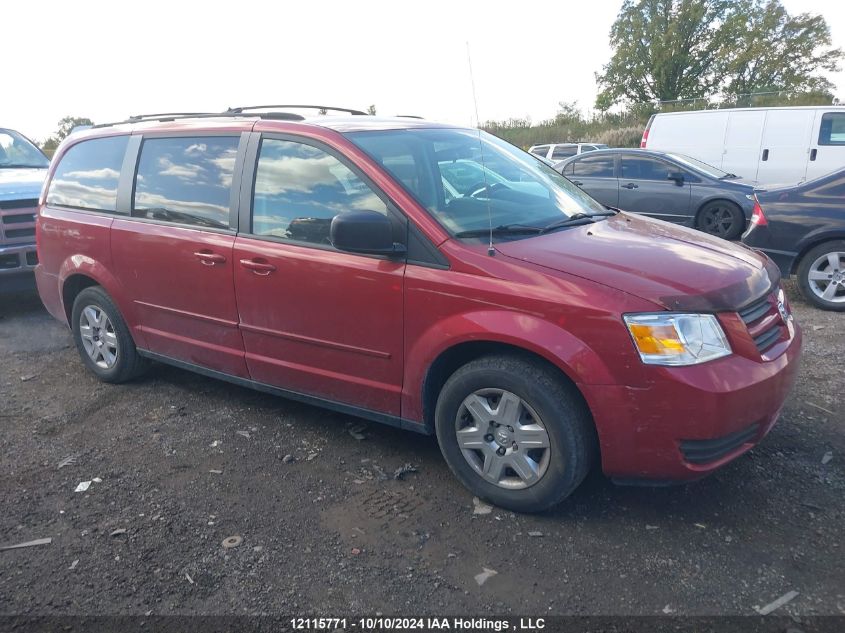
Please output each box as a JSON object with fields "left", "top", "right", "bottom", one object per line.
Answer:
{"left": 623, "top": 313, "right": 731, "bottom": 366}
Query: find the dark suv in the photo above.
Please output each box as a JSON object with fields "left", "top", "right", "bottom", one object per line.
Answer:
{"left": 1, "top": 127, "right": 49, "bottom": 291}
{"left": 35, "top": 107, "right": 801, "bottom": 512}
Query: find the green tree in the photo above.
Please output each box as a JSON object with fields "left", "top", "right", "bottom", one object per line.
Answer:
{"left": 722, "top": 0, "right": 841, "bottom": 98}
{"left": 596, "top": 0, "right": 734, "bottom": 110}
{"left": 366, "top": 104, "right": 377, "bottom": 115}
{"left": 595, "top": 0, "right": 842, "bottom": 110}
{"left": 42, "top": 116, "right": 94, "bottom": 151}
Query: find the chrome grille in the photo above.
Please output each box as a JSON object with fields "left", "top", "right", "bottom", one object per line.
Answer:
{"left": 738, "top": 292, "right": 784, "bottom": 355}
{"left": 0, "top": 199, "right": 38, "bottom": 245}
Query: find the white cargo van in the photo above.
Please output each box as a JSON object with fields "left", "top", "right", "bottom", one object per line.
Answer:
{"left": 641, "top": 106, "right": 845, "bottom": 186}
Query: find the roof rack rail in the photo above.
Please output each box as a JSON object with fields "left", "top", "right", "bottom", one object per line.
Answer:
{"left": 127, "top": 112, "right": 216, "bottom": 121}
{"left": 226, "top": 104, "right": 369, "bottom": 116}
{"left": 91, "top": 112, "right": 222, "bottom": 128}
{"left": 89, "top": 105, "right": 369, "bottom": 130}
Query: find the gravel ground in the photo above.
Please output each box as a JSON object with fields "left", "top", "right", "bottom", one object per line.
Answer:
{"left": 0, "top": 281, "right": 842, "bottom": 618}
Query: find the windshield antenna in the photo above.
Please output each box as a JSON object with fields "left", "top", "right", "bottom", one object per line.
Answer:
{"left": 466, "top": 41, "right": 495, "bottom": 256}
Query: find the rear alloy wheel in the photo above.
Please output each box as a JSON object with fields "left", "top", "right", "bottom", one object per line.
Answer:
{"left": 697, "top": 200, "right": 744, "bottom": 240}
{"left": 71, "top": 286, "right": 148, "bottom": 382}
{"left": 797, "top": 241, "right": 845, "bottom": 311}
{"left": 435, "top": 355, "right": 596, "bottom": 513}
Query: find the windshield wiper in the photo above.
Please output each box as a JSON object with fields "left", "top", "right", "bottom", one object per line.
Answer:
{"left": 539, "top": 213, "right": 599, "bottom": 233}
{"left": 454, "top": 223, "right": 544, "bottom": 238}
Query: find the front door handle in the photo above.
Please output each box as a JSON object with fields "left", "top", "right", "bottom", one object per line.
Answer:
{"left": 810, "top": 148, "right": 818, "bottom": 161}
{"left": 239, "top": 258, "right": 277, "bottom": 275}
{"left": 194, "top": 251, "right": 226, "bottom": 266}
{"left": 621, "top": 183, "right": 639, "bottom": 189}
{"left": 762, "top": 149, "right": 769, "bottom": 161}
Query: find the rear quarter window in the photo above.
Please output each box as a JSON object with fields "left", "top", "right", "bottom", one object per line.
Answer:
{"left": 47, "top": 136, "right": 128, "bottom": 212}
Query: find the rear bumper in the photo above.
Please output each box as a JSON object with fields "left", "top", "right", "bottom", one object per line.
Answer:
{"left": 585, "top": 323, "right": 802, "bottom": 481}
{"left": 34, "top": 265, "right": 67, "bottom": 324}
{"left": 0, "top": 243, "right": 37, "bottom": 292}
{"left": 742, "top": 227, "right": 796, "bottom": 276}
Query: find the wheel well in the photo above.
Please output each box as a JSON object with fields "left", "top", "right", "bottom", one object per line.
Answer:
{"left": 62, "top": 274, "right": 99, "bottom": 323}
{"left": 791, "top": 236, "right": 845, "bottom": 275}
{"left": 421, "top": 341, "right": 588, "bottom": 432}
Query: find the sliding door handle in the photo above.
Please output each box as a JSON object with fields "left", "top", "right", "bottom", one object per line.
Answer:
{"left": 194, "top": 251, "right": 226, "bottom": 266}
{"left": 239, "top": 258, "right": 277, "bottom": 275}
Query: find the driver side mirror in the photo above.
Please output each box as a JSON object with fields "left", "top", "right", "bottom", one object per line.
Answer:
{"left": 330, "top": 210, "right": 405, "bottom": 257}
{"left": 667, "top": 171, "right": 685, "bottom": 185}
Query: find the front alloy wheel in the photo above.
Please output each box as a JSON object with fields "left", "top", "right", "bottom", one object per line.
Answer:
{"left": 697, "top": 201, "right": 743, "bottom": 240}
{"left": 435, "top": 354, "right": 596, "bottom": 513}
{"left": 456, "top": 389, "right": 551, "bottom": 489}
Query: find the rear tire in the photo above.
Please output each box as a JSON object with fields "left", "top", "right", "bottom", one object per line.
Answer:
{"left": 796, "top": 241, "right": 845, "bottom": 311}
{"left": 434, "top": 354, "right": 596, "bottom": 513}
{"left": 71, "top": 286, "right": 148, "bottom": 382}
{"left": 696, "top": 200, "right": 745, "bottom": 240}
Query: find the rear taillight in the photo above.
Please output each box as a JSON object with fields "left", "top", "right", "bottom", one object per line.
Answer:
{"left": 750, "top": 196, "right": 768, "bottom": 226}
{"left": 640, "top": 115, "right": 654, "bottom": 148}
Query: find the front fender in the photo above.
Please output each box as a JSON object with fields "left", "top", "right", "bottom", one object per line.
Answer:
{"left": 401, "top": 309, "right": 618, "bottom": 424}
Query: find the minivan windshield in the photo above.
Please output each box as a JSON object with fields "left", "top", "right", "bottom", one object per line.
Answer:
{"left": 348, "top": 128, "right": 610, "bottom": 241}
{"left": 0, "top": 128, "right": 50, "bottom": 169}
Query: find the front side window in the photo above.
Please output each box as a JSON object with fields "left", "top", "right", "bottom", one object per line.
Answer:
{"left": 47, "top": 136, "right": 128, "bottom": 212}
{"left": 620, "top": 156, "right": 672, "bottom": 181}
{"left": 348, "top": 128, "right": 608, "bottom": 241}
{"left": 252, "top": 138, "right": 388, "bottom": 245}
{"left": 572, "top": 154, "right": 615, "bottom": 178}
{"left": 133, "top": 136, "right": 238, "bottom": 229}
{"left": 0, "top": 128, "right": 50, "bottom": 169}
{"left": 819, "top": 113, "right": 845, "bottom": 145}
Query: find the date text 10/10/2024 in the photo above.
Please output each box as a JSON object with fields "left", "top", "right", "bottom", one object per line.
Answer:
{"left": 290, "top": 617, "right": 547, "bottom": 630}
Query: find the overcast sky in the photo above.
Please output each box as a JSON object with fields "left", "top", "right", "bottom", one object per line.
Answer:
{"left": 4, "top": 0, "right": 844, "bottom": 141}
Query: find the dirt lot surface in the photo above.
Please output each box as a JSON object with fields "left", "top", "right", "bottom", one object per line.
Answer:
{"left": 0, "top": 282, "right": 842, "bottom": 618}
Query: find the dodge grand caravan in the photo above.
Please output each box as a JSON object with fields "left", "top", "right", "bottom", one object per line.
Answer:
{"left": 35, "top": 107, "right": 802, "bottom": 512}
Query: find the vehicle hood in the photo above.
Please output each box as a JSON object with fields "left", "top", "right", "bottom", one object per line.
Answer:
{"left": 0, "top": 168, "right": 47, "bottom": 201}
{"left": 496, "top": 213, "right": 779, "bottom": 311}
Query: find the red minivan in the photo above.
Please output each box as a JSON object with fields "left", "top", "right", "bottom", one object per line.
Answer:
{"left": 35, "top": 108, "right": 801, "bottom": 512}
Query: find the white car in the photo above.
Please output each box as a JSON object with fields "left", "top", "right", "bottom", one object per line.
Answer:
{"left": 641, "top": 106, "right": 845, "bottom": 186}
{"left": 529, "top": 142, "right": 609, "bottom": 162}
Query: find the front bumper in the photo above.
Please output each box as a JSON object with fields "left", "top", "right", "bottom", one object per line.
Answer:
{"left": 584, "top": 321, "right": 802, "bottom": 481}
{"left": 0, "top": 243, "right": 37, "bottom": 292}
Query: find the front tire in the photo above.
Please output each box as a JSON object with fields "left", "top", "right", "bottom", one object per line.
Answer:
{"left": 796, "top": 241, "right": 845, "bottom": 311}
{"left": 71, "top": 286, "right": 148, "bottom": 382}
{"left": 434, "top": 355, "right": 596, "bottom": 513}
{"left": 696, "top": 200, "right": 745, "bottom": 240}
